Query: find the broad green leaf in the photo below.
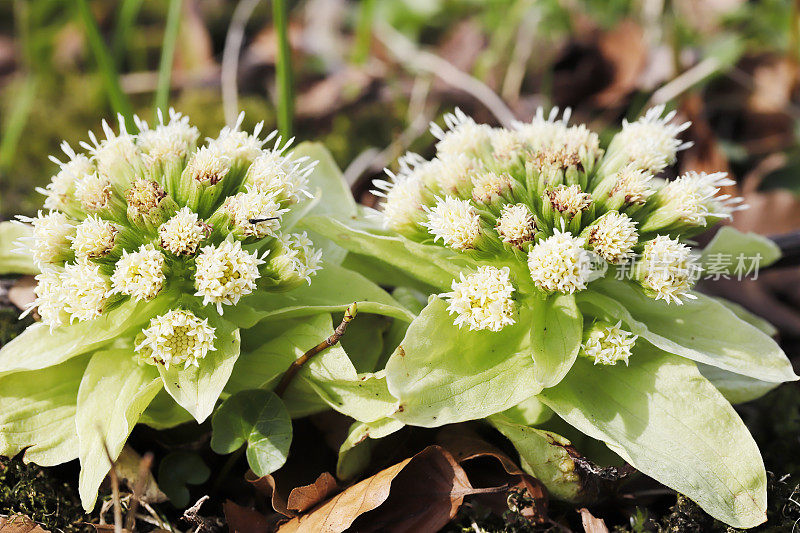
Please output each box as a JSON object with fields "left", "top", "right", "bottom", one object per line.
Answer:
{"left": 489, "top": 414, "right": 583, "bottom": 502}
{"left": 579, "top": 279, "right": 797, "bottom": 383}
{"left": 0, "top": 354, "right": 89, "bottom": 466}
{"left": 0, "top": 293, "right": 175, "bottom": 377}
{"left": 713, "top": 297, "right": 777, "bottom": 337}
{"left": 698, "top": 363, "right": 779, "bottom": 404}
{"left": 157, "top": 451, "right": 210, "bottom": 508}
{"left": 210, "top": 389, "right": 292, "bottom": 477}
{"left": 291, "top": 142, "right": 358, "bottom": 265}
{"left": 159, "top": 310, "right": 240, "bottom": 423}
{"left": 138, "top": 389, "right": 194, "bottom": 430}
{"left": 341, "top": 252, "right": 440, "bottom": 294}
{"left": 539, "top": 348, "right": 768, "bottom": 529}
{"left": 701, "top": 226, "right": 781, "bottom": 270}
{"left": 300, "top": 370, "right": 399, "bottom": 424}
{"left": 336, "top": 418, "right": 404, "bottom": 481}
{"left": 228, "top": 313, "right": 399, "bottom": 422}
{"left": 300, "top": 215, "right": 471, "bottom": 289}
{"left": 76, "top": 348, "right": 162, "bottom": 510}
{"left": 0, "top": 222, "right": 37, "bottom": 274}
{"left": 530, "top": 294, "right": 582, "bottom": 388}
{"left": 229, "top": 263, "right": 415, "bottom": 328}
{"left": 501, "top": 396, "right": 553, "bottom": 426}
{"left": 339, "top": 313, "right": 390, "bottom": 373}
{"left": 386, "top": 298, "right": 543, "bottom": 427}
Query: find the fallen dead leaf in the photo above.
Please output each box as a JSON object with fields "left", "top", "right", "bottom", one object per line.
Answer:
{"left": 286, "top": 472, "right": 339, "bottom": 513}
{"left": 578, "top": 507, "right": 610, "bottom": 533}
{"left": 115, "top": 446, "right": 167, "bottom": 504}
{"left": 679, "top": 93, "right": 731, "bottom": 176}
{"left": 438, "top": 428, "right": 547, "bottom": 520}
{"left": 0, "top": 516, "right": 49, "bottom": 533}
{"left": 224, "top": 500, "right": 272, "bottom": 533}
{"left": 7, "top": 276, "right": 36, "bottom": 312}
{"left": 277, "top": 446, "right": 492, "bottom": 533}
{"left": 248, "top": 472, "right": 294, "bottom": 518}
{"left": 593, "top": 19, "right": 647, "bottom": 107}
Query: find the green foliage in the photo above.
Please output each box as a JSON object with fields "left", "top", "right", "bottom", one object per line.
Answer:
{"left": 157, "top": 451, "right": 210, "bottom": 508}
{"left": 211, "top": 389, "right": 292, "bottom": 477}
{"left": 539, "top": 348, "right": 768, "bottom": 529}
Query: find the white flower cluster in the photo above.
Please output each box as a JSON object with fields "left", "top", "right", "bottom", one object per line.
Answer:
{"left": 17, "top": 110, "right": 322, "bottom": 369}
{"left": 374, "top": 106, "right": 745, "bottom": 332}
{"left": 443, "top": 266, "right": 516, "bottom": 332}
{"left": 582, "top": 322, "right": 638, "bottom": 366}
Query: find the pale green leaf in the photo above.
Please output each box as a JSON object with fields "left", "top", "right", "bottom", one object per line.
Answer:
{"left": 341, "top": 252, "right": 440, "bottom": 294}
{"left": 159, "top": 310, "right": 240, "bottom": 423}
{"left": 138, "top": 389, "right": 194, "bottom": 430}
{"left": 501, "top": 396, "right": 553, "bottom": 426}
{"left": 0, "top": 222, "right": 37, "bottom": 274}
{"left": 698, "top": 363, "right": 779, "bottom": 404}
{"left": 336, "top": 418, "right": 404, "bottom": 481}
{"left": 701, "top": 226, "right": 781, "bottom": 269}
{"left": 579, "top": 279, "right": 797, "bottom": 383}
{"left": 530, "top": 294, "right": 582, "bottom": 388}
{"left": 713, "top": 297, "right": 777, "bottom": 337}
{"left": 300, "top": 215, "right": 471, "bottom": 289}
{"left": 291, "top": 142, "right": 357, "bottom": 265}
{"left": 0, "top": 354, "right": 89, "bottom": 467}
{"left": 489, "top": 414, "right": 583, "bottom": 502}
{"left": 230, "top": 263, "right": 415, "bottom": 328}
{"left": 76, "top": 348, "right": 162, "bottom": 510}
{"left": 539, "top": 348, "right": 768, "bottom": 529}
{"left": 386, "top": 298, "right": 543, "bottom": 427}
{"left": 300, "top": 370, "right": 399, "bottom": 424}
{"left": 210, "top": 389, "right": 292, "bottom": 477}
{"left": 0, "top": 293, "right": 175, "bottom": 378}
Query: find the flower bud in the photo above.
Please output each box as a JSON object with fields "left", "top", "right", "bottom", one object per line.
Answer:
{"left": 581, "top": 321, "right": 637, "bottom": 365}
{"left": 442, "top": 266, "right": 516, "bottom": 332}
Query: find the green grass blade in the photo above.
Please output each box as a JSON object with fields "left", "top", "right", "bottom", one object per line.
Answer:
{"left": 0, "top": 75, "right": 38, "bottom": 171}
{"left": 75, "top": 0, "right": 134, "bottom": 130}
{"left": 350, "top": 0, "right": 375, "bottom": 64}
{"left": 112, "top": 0, "right": 145, "bottom": 67}
{"left": 154, "top": 0, "right": 183, "bottom": 117}
{"left": 272, "top": 0, "right": 294, "bottom": 138}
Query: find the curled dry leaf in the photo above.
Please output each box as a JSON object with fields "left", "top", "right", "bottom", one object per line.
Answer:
{"left": 277, "top": 446, "right": 492, "bottom": 533}
{"left": 437, "top": 428, "right": 547, "bottom": 520}
{"left": 593, "top": 19, "right": 647, "bottom": 107}
{"left": 286, "top": 472, "right": 339, "bottom": 513}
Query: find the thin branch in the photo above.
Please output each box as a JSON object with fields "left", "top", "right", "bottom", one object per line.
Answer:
{"left": 124, "top": 452, "right": 154, "bottom": 532}
{"left": 222, "top": 0, "right": 261, "bottom": 126}
{"left": 100, "top": 439, "right": 123, "bottom": 533}
{"left": 374, "top": 21, "right": 517, "bottom": 128}
{"left": 275, "top": 303, "right": 358, "bottom": 397}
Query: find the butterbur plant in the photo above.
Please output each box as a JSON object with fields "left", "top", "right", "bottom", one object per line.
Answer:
{"left": 303, "top": 106, "right": 798, "bottom": 528}
{"left": 0, "top": 110, "right": 412, "bottom": 510}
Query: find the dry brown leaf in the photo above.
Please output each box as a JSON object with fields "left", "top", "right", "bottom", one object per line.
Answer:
{"left": 223, "top": 500, "right": 272, "bottom": 533}
{"left": 277, "top": 446, "right": 483, "bottom": 533}
{"left": 295, "top": 66, "right": 376, "bottom": 119}
{"left": 7, "top": 276, "right": 36, "bottom": 312}
{"left": 0, "top": 516, "right": 49, "bottom": 533}
{"left": 286, "top": 472, "right": 338, "bottom": 513}
{"left": 248, "top": 472, "right": 294, "bottom": 518}
{"left": 438, "top": 428, "right": 547, "bottom": 520}
{"left": 593, "top": 20, "right": 647, "bottom": 106}
{"left": 578, "top": 507, "right": 610, "bottom": 533}
{"left": 679, "top": 93, "right": 731, "bottom": 175}
{"left": 115, "top": 446, "right": 167, "bottom": 504}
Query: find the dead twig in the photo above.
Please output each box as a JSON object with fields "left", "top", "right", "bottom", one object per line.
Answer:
{"left": 375, "top": 22, "right": 517, "bottom": 127}
{"left": 100, "top": 440, "right": 123, "bottom": 533}
{"left": 274, "top": 302, "right": 358, "bottom": 397}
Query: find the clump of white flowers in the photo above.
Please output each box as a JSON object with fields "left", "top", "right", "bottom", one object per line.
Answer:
{"left": 443, "top": 266, "right": 516, "bottom": 332}
{"left": 372, "top": 105, "right": 745, "bottom": 343}
{"left": 582, "top": 321, "right": 637, "bottom": 366}
{"left": 16, "top": 110, "right": 321, "bottom": 368}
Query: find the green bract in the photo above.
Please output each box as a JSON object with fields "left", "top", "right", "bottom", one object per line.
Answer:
{"left": 305, "top": 106, "right": 797, "bottom": 528}
{"left": 0, "top": 112, "right": 411, "bottom": 510}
